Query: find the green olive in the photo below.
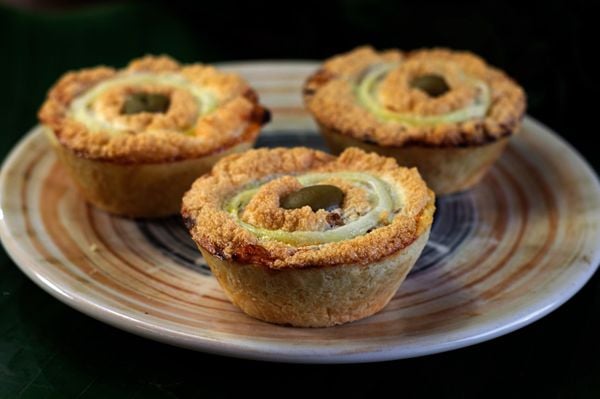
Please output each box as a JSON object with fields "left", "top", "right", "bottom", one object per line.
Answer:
{"left": 281, "top": 185, "right": 344, "bottom": 212}
{"left": 410, "top": 74, "right": 450, "bottom": 97}
{"left": 121, "top": 93, "right": 170, "bottom": 115}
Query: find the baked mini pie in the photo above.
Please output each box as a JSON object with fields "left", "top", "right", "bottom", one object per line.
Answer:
{"left": 182, "top": 147, "right": 435, "bottom": 327}
{"left": 38, "top": 55, "right": 270, "bottom": 218}
{"left": 304, "top": 46, "right": 526, "bottom": 194}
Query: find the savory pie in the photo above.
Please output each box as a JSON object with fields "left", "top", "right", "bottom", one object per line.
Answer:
{"left": 182, "top": 147, "right": 435, "bottom": 327}
{"left": 39, "top": 55, "right": 270, "bottom": 217}
{"left": 304, "top": 46, "right": 526, "bottom": 194}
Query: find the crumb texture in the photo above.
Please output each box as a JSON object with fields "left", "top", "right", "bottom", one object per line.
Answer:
{"left": 39, "top": 55, "right": 268, "bottom": 163}
{"left": 182, "top": 147, "right": 435, "bottom": 269}
{"left": 304, "top": 46, "right": 526, "bottom": 147}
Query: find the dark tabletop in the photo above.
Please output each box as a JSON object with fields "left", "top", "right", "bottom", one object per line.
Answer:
{"left": 0, "top": 1, "right": 598, "bottom": 397}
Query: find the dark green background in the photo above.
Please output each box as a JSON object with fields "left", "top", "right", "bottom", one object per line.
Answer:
{"left": 1, "top": 1, "right": 598, "bottom": 397}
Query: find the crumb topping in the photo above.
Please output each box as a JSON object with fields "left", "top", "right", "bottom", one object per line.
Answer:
{"left": 241, "top": 176, "right": 332, "bottom": 232}
{"left": 304, "top": 46, "right": 526, "bottom": 147}
{"left": 239, "top": 175, "right": 373, "bottom": 232}
{"left": 182, "top": 147, "right": 435, "bottom": 269}
{"left": 38, "top": 55, "right": 269, "bottom": 163}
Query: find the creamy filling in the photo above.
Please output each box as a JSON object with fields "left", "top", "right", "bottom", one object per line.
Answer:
{"left": 69, "top": 72, "right": 217, "bottom": 133}
{"left": 225, "top": 172, "right": 400, "bottom": 246}
{"left": 356, "top": 63, "right": 490, "bottom": 126}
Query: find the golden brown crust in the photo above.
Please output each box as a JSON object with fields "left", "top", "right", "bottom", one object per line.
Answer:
{"left": 239, "top": 175, "right": 372, "bottom": 232}
{"left": 45, "top": 126, "right": 257, "bottom": 217}
{"left": 38, "top": 55, "right": 269, "bottom": 164}
{"left": 240, "top": 176, "right": 334, "bottom": 232}
{"left": 200, "top": 228, "right": 430, "bottom": 327}
{"left": 182, "top": 147, "right": 435, "bottom": 269}
{"left": 320, "top": 124, "right": 510, "bottom": 194}
{"left": 304, "top": 46, "right": 526, "bottom": 147}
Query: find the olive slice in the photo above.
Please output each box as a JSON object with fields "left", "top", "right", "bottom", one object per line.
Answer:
{"left": 121, "top": 93, "right": 170, "bottom": 115}
{"left": 410, "top": 74, "right": 450, "bottom": 97}
{"left": 281, "top": 185, "right": 344, "bottom": 212}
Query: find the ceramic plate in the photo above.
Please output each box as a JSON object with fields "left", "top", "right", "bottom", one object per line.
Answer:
{"left": 1, "top": 62, "right": 600, "bottom": 364}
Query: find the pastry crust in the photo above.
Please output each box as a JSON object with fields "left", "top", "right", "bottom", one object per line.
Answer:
{"left": 39, "top": 55, "right": 269, "bottom": 164}
{"left": 304, "top": 46, "right": 526, "bottom": 147}
{"left": 200, "top": 229, "right": 430, "bottom": 327}
{"left": 45, "top": 127, "right": 256, "bottom": 217}
{"left": 304, "top": 46, "right": 525, "bottom": 194}
{"left": 182, "top": 147, "right": 435, "bottom": 269}
{"left": 320, "top": 125, "right": 509, "bottom": 195}
{"left": 38, "top": 55, "right": 269, "bottom": 217}
{"left": 182, "top": 147, "right": 435, "bottom": 327}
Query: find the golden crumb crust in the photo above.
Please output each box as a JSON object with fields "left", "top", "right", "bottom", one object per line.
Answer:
{"left": 304, "top": 46, "right": 526, "bottom": 147}
{"left": 38, "top": 55, "right": 269, "bottom": 164}
{"left": 182, "top": 147, "right": 435, "bottom": 269}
